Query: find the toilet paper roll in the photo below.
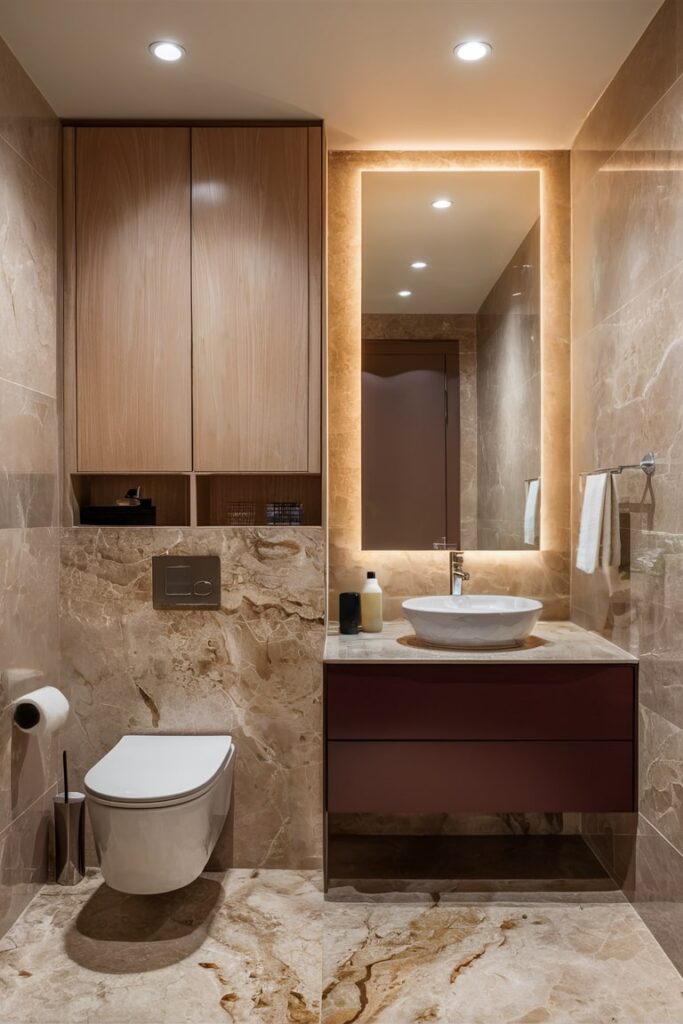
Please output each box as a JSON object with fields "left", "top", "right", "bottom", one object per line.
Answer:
{"left": 13, "top": 686, "right": 69, "bottom": 736}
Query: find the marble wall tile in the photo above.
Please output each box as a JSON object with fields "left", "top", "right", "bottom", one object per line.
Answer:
{"left": 0, "top": 786, "right": 54, "bottom": 941}
{"left": 571, "top": 0, "right": 683, "bottom": 955}
{"left": 0, "top": 35, "right": 58, "bottom": 188}
{"left": 0, "top": 527, "right": 60, "bottom": 835}
{"left": 328, "top": 150, "right": 570, "bottom": 616}
{"left": 0, "top": 135, "right": 57, "bottom": 398}
{"left": 639, "top": 704, "right": 683, "bottom": 853}
{"left": 0, "top": 39, "right": 59, "bottom": 940}
{"left": 0, "top": 379, "right": 58, "bottom": 529}
{"left": 59, "top": 527, "right": 325, "bottom": 870}
{"left": 361, "top": 313, "right": 478, "bottom": 549}
{"left": 572, "top": 0, "right": 679, "bottom": 202}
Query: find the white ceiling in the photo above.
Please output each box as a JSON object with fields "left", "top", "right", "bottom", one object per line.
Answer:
{"left": 362, "top": 171, "right": 539, "bottom": 313}
{"left": 0, "top": 1, "right": 661, "bottom": 150}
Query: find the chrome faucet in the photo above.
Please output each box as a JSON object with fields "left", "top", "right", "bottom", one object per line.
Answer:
{"left": 450, "top": 551, "right": 470, "bottom": 595}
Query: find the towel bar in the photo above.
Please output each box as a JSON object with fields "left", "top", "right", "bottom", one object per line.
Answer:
{"left": 580, "top": 452, "right": 655, "bottom": 477}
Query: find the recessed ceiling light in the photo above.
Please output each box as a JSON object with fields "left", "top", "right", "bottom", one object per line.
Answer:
{"left": 398, "top": 290, "right": 412, "bottom": 298}
{"left": 149, "top": 41, "right": 185, "bottom": 62}
{"left": 411, "top": 261, "right": 428, "bottom": 269}
{"left": 431, "top": 198, "right": 452, "bottom": 210}
{"left": 454, "top": 40, "right": 492, "bottom": 62}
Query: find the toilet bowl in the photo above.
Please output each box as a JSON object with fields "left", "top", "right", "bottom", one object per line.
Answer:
{"left": 84, "top": 734, "right": 235, "bottom": 894}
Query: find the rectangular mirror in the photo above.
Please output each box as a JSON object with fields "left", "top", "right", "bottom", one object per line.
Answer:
{"left": 361, "top": 170, "right": 541, "bottom": 551}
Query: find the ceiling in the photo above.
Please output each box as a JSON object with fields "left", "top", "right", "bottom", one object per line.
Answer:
{"left": 0, "top": 1, "right": 661, "bottom": 150}
{"left": 362, "top": 171, "right": 539, "bottom": 313}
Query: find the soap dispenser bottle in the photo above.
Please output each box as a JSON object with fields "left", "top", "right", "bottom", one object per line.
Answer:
{"left": 361, "top": 571, "right": 383, "bottom": 633}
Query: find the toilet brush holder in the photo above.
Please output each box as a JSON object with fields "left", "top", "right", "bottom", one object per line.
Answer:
{"left": 53, "top": 792, "right": 85, "bottom": 885}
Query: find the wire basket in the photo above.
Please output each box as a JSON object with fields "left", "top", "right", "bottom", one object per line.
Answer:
{"left": 266, "top": 502, "right": 305, "bottom": 525}
{"left": 222, "top": 501, "right": 257, "bottom": 526}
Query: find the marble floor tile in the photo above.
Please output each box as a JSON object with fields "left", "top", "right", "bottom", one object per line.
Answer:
{"left": 0, "top": 869, "right": 322, "bottom": 1024}
{"left": 0, "top": 870, "right": 681, "bottom": 1024}
{"left": 322, "top": 901, "right": 683, "bottom": 1024}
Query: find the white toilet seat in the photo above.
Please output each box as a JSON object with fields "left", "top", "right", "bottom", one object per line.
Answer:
{"left": 85, "top": 734, "right": 233, "bottom": 806}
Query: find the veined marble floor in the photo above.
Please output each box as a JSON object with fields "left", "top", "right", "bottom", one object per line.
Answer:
{"left": 0, "top": 870, "right": 681, "bottom": 1024}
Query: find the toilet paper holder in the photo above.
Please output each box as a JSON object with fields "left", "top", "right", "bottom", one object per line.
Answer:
{"left": 13, "top": 686, "right": 70, "bottom": 737}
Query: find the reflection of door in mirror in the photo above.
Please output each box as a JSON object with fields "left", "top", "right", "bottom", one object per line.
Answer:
{"left": 362, "top": 341, "right": 460, "bottom": 550}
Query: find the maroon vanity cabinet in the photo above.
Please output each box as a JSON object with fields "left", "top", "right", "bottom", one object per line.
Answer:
{"left": 324, "top": 661, "right": 638, "bottom": 816}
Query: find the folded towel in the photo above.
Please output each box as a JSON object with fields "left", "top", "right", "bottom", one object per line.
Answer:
{"left": 602, "top": 474, "right": 623, "bottom": 594}
{"left": 576, "top": 472, "right": 608, "bottom": 574}
{"left": 524, "top": 478, "right": 540, "bottom": 546}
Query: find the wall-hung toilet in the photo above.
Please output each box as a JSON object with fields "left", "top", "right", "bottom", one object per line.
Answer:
{"left": 84, "top": 734, "right": 235, "bottom": 894}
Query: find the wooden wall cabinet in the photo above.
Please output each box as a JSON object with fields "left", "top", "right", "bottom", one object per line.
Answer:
{"left": 74, "top": 127, "right": 192, "bottom": 472}
{"left": 192, "top": 127, "right": 322, "bottom": 473}
{"left": 65, "top": 124, "right": 322, "bottom": 480}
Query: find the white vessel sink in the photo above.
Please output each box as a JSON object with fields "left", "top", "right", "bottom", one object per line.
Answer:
{"left": 402, "top": 595, "right": 543, "bottom": 649}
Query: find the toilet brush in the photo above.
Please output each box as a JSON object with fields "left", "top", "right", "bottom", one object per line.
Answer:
{"left": 54, "top": 749, "right": 85, "bottom": 885}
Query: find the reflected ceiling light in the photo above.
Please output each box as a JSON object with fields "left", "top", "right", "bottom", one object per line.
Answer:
{"left": 398, "top": 290, "right": 412, "bottom": 297}
{"left": 411, "top": 261, "right": 428, "bottom": 269}
{"left": 431, "top": 198, "right": 452, "bottom": 209}
{"left": 149, "top": 41, "right": 185, "bottom": 61}
{"left": 454, "top": 40, "right": 492, "bottom": 62}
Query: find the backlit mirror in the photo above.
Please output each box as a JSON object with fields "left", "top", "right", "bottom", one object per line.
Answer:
{"left": 361, "top": 170, "right": 541, "bottom": 551}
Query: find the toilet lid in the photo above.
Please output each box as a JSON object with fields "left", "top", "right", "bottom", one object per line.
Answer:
{"left": 84, "top": 734, "right": 233, "bottom": 805}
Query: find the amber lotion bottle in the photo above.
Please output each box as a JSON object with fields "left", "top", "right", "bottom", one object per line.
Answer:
{"left": 361, "top": 571, "right": 383, "bottom": 632}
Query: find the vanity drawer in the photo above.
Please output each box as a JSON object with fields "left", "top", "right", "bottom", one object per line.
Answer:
{"left": 326, "top": 740, "right": 635, "bottom": 813}
{"left": 326, "top": 664, "right": 636, "bottom": 741}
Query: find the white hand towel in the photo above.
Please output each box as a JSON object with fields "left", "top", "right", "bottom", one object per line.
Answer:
{"left": 524, "top": 478, "right": 540, "bottom": 546}
{"left": 576, "top": 472, "right": 608, "bottom": 574}
{"left": 602, "top": 474, "right": 623, "bottom": 594}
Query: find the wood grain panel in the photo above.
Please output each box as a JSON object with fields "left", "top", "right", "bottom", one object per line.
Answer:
{"left": 75, "top": 127, "right": 192, "bottom": 471}
{"left": 327, "top": 741, "right": 635, "bottom": 813}
{"left": 326, "top": 664, "right": 636, "bottom": 741}
{"left": 71, "top": 474, "right": 190, "bottom": 526}
{"left": 307, "top": 126, "right": 323, "bottom": 473}
{"left": 192, "top": 127, "right": 310, "bottom": 471}
{"left": 196, "top": 473, "right": 322, "bottom": 526}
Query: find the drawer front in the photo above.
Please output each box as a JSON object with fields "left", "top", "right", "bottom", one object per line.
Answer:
{"left": 327, "top": 741, "right": 635, "bottom": 813}
{"left": 326, "top": 665, "right": 635, "bottom": 741}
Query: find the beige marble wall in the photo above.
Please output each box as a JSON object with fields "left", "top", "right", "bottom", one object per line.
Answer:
{"left": 328, "top": 151, "right": 570, "bottom": 619}
{"left": 361, "top": 312, "right": 478, "bottom": 549}
{"left": 571, "top": 0, "right": 683, "bottom": 971}
{"left": 0, "top": 36, "right": 60, "bottom": 937}
{"left": 477, "top": 219, "right": 541, "bottom": 550}
{"left": 59, "top": 527, "right": 325, "bottom": 869}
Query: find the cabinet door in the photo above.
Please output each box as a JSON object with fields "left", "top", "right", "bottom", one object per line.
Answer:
{"left": 192, "top": 127, "right": 320, "bottom": 472}
{"left": 75, "top": 127, "right": 192, "bottom": 472}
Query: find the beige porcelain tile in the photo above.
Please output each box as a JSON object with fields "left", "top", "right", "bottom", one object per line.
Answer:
{"left": 0, "top": 36, "right": 58, "bottom": 187}
{"left": 572, "top": 0, "right": 679, "bottom": 202}
{"left": 60, "top": 527, "right": 325, "bottom": 870}
{"left": 0, "top": 136, "right": 58, "bottom": 397}
{"left": 0, "top": 526, "right": 60, "bottom": 834}
{"left": 0, "top": 786, "right": 54, "bottom": 941}
{"left": 0, "top": 380, "right": 58, "bottom": 529}
{"left": 639, "top": 705, "right": 683, "bottom": 855}
{"left": 322, "top": 900, "right": 683, "bottom": 1023}
{"left": 0, "top": 869, "right": 322, "bottom": 1023}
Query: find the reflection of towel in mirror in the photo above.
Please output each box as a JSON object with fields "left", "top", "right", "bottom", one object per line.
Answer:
{"left": 576, "top": 473, "right": 608, "bottom": 573}
{"left": 601, "top": 474, "right": 622, "bottom": 595}
{"left": 524, "top": 478, "right": 540, "bottom": 546}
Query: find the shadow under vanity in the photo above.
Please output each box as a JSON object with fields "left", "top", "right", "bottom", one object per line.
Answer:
{"left": 323, "top": 621, "right": 638, "bottom": 892}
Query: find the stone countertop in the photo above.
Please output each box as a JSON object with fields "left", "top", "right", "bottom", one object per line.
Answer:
{"left": 324, "top": 620, "right": 638, "bottom": 665}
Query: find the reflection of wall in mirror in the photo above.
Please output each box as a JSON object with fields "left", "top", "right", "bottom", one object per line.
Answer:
{"left": 477, "top": 219, "right": 541, "bottom": 550}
